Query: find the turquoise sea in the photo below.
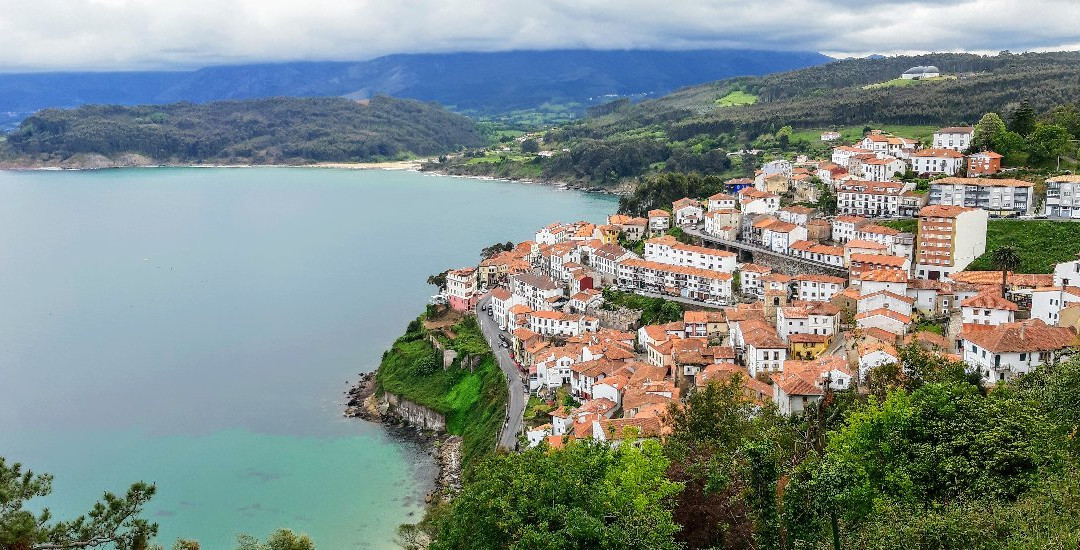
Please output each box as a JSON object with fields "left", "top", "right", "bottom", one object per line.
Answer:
{"left": 0, "top": 168, "right": 616, "bottom": 548}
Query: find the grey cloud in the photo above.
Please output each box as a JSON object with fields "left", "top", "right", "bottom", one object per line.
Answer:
{"left": 0, "top": 0, "right": 1077, "bottom": 70}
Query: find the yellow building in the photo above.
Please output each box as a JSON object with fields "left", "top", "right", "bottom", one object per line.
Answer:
{"left": 788, "top": 333, "right": 831, "bottom": 360}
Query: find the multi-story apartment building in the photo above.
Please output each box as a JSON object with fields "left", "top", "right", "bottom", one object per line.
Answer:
{"left": 914, "top": 205, "right": 988, "bottom": 281}
{"left": 510, "top": 272, "right": 563, "bottom": 311}
{"left": 928, "top": 177, "right": 1034, "bottom": 216}
{"left": 932, "top": 127, "right": 975, "bottom": 152}
{"left": 837, "top": 180, "right": 914, "bottom": 217}
{"left": 910, "top": 148, "right": 965, "bottom": 176}
{"left": 617, "top": 259, "right": 733, "bottom": 303}
{"left": 643, "top": 235, "right": 737, "bottom": 272}
{"left": 1043, "top": 175, "right": 1080, "bottom": 219}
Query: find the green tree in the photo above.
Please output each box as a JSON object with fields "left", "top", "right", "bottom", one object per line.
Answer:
{"left": 426, "top": 270, "right": 449, "bottom": 291}
{"left": 992, "top": 130, "right": 1028, "bottom": 166}
{"left": 520, "top": 139, "right": 540, "bottom": 154}
{"left": 431, "top": 441, "right": 682, "bottom": 549}
{"left": 1027, "top": 123, "right": 1073, "bottom": 164}
{"left": 0, "top": 457, "right": 157, "bottom": 550}
{"left": 815, "top": 182, "right": 837, "bottom": 216}
{"left": 972, "top": 112, "right": 1006, "bottom": 151}
{"left": 235, "top": 529, "right": 315, "bottom": 550}
{"left": 1008, "top": 100, "right": 1037, "bottom": 136}
{"left": 658, "top": 301, "right": 683, "bottom": 323}
{"left": 991, "top": 245, "right": 1021, "bottom": 298}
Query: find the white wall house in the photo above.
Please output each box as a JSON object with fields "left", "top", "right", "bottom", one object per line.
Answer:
{"left": 1031, "top": 286, "right": 1080, "bottom": 326}
{"left": 739, "top": 188, "right": 781, "bottom": 214}
{"left": 960, "top": 293, "right": 1018, "bottom": 327}
{"left": 673, "top": 198, "right": 704, "bottom": 226}
{"left": 861, "top": 156, "right": 907, "bottom": 181}
{"left": 707, "top": 193, "right": 737, "bottom": 212}
{"left": 932, "top": 127, "right": 974, "bottom": 152}
{"left": 961, "top": 320, "right": 1077, "bottom": 384}
{"left": 910, "top": 148, "right": 965, "bottom": 176}
{"left": 793, "top": 274, "right": 846, "bottom": 301}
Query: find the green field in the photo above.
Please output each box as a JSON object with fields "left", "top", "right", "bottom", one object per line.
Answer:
{"left": 863, "top": 75, "right": 956, "bottom": 90}
{"left": 715, "top": 90, "right": 758, "bottom": 107}
{"left": 881, "top": 219, "right": 1080, "bottom": 273}
{"left": 376, "top": 315, "right": 508, "bottom": 469}
{"left": 789, "top": 124, "right": 939, "bottom": 145}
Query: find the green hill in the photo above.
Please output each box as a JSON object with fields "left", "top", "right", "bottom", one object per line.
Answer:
{"left": 2, "top": 95, "right": 484, "bottom": 167}
{"left": 437, "top": 51, "right": 1080, "bottom": 187}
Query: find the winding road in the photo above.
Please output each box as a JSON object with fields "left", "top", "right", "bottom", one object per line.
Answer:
{"left": 476, "top": 295, "right": 526, "bottom": 451}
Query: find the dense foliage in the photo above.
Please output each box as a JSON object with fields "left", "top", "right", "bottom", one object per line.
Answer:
{"left": 600, "top": 288, "right": 684, "bottom": 325}
{"left": 429, "top": 347, "right": 1080, "bottom": 549}
{"left": 4, "top": 96, "right": 484, "bottom": 165}
{"left": 430, "top": 441, "right": 682, "bottom": 549}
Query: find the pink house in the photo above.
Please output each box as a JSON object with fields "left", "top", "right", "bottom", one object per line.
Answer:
{"left": 445, "top": 267, "right": 479, "bottom": 311}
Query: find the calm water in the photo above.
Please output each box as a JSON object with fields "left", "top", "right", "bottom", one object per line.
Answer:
{"left": 0, "top": 168, "right": 615, "bottom": 548}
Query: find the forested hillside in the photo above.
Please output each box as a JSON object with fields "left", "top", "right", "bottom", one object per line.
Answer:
{"left": 438, "top": 51, "right": 1080, "bottom": 187}
{"left": 2, "top": 96, "right": 484, "bottom": 166}
{"left": 572, "top": 51, "right": 1080, "bottom": 139}
{"left": 0, "top": 49, "right": 831, "bottom": 128}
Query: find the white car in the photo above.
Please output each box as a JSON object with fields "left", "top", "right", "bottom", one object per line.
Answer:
{"left": 498, "top": 323, "right": 507, "bottom": 332}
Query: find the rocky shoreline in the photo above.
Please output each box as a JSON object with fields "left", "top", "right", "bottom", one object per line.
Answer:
{"left": 344, "top": 372, "right": 463, "bottom": 503}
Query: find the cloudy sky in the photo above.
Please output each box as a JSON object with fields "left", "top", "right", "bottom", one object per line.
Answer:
{"left": 0, "top": 0, "right": 1078, "bottom": 71}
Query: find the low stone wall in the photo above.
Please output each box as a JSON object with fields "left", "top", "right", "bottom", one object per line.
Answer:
{"left": 380, "top": 393, "right": 447, "bottom": 432}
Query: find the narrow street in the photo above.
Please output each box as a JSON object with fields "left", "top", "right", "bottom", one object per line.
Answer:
{"left": 476, "top": 295, "right": 526, "bottom": 451}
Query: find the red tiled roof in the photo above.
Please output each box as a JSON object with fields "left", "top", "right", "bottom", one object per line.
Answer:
{"left": 961, "top": 319, "right": 1078, "bottom": 353}
{"left": 961, "top": 292, "right": 1019, "bottom": 311}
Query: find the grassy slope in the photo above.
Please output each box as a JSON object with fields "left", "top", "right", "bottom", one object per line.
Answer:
{"left": 375, "top": 316, "right": 508, "bottom": 469}
{"left": 716, "top": 90, "right": 758, "bottom": 107}
{"left": 881, "top": 219, "right": 1080, "bottom": 273}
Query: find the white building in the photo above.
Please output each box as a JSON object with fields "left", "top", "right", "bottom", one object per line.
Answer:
{"left": 932, "top": 126, "right": 975, "bottom": 152}
{"left": 837, "top": 180, "right": 914, "bottom": 217}
{"left": 1030, "top": 286, "right": 1080, "bottom": 326}
{"left": 772, "top": 372, "right": 823, "bottom": 416}
{"left": 928, "top": 177, "right": 1034, "bottom": 216}
{"left": 672, "top": 198, "right": 704, "bottom": 226}
{"left": 761, "top": 221, "right": 808, "bottom": 254}
{"left": 960, "top": 293, "right": 1018, "bottom": 327}
{"left": 960, "top": 319, "right": 1077, "bottom": 384}
{"left": 1043, "top": 175, "right": 1080, "bottom": 219}
{"left": 742, "top": 321, "right": 787, "bottom": 377}
{"left": 510, "top": 272, "right": 563, "bottom": 311}
{"left": 858, "top": 342, "right": 900, "bottom": 381}
{"left": 777, "top": 303, "right": 840, "bottom": 343}
{"left": 739, "top": 188, "right": 781, "bottom": 214}
{"left": 528, "top": 311, "right": 600, "bottom": 337}
{"left": 617, "top": 259, "right": 733, "bottom": 303}
{"left": 910, "top": 148, "right": 965, "bottom": 176}
{"left": 831, "top": 215, "right": 869, "bottom": 243}
{"left": 861, "top": 156, "right": 907, "bottom": 181}
{"left": 643, "top": 235, "right": 737, "bottom": 272}
{"left": 793, "top": 274, "right": 846, "bottom": 301}
{"left": 707, "top": 192, "right": 737, "bottom": 212}
{"left": 647, "top": 209, "right": 671, "bottom": 234}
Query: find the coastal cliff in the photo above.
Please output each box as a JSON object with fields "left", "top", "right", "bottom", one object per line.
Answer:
{"left": 345, "top": 308, "right": 506, "bottom": 503}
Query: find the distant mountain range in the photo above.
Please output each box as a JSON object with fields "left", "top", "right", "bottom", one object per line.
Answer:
{"left": 0, "top": 49, "right": 831, "bottom": 128}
